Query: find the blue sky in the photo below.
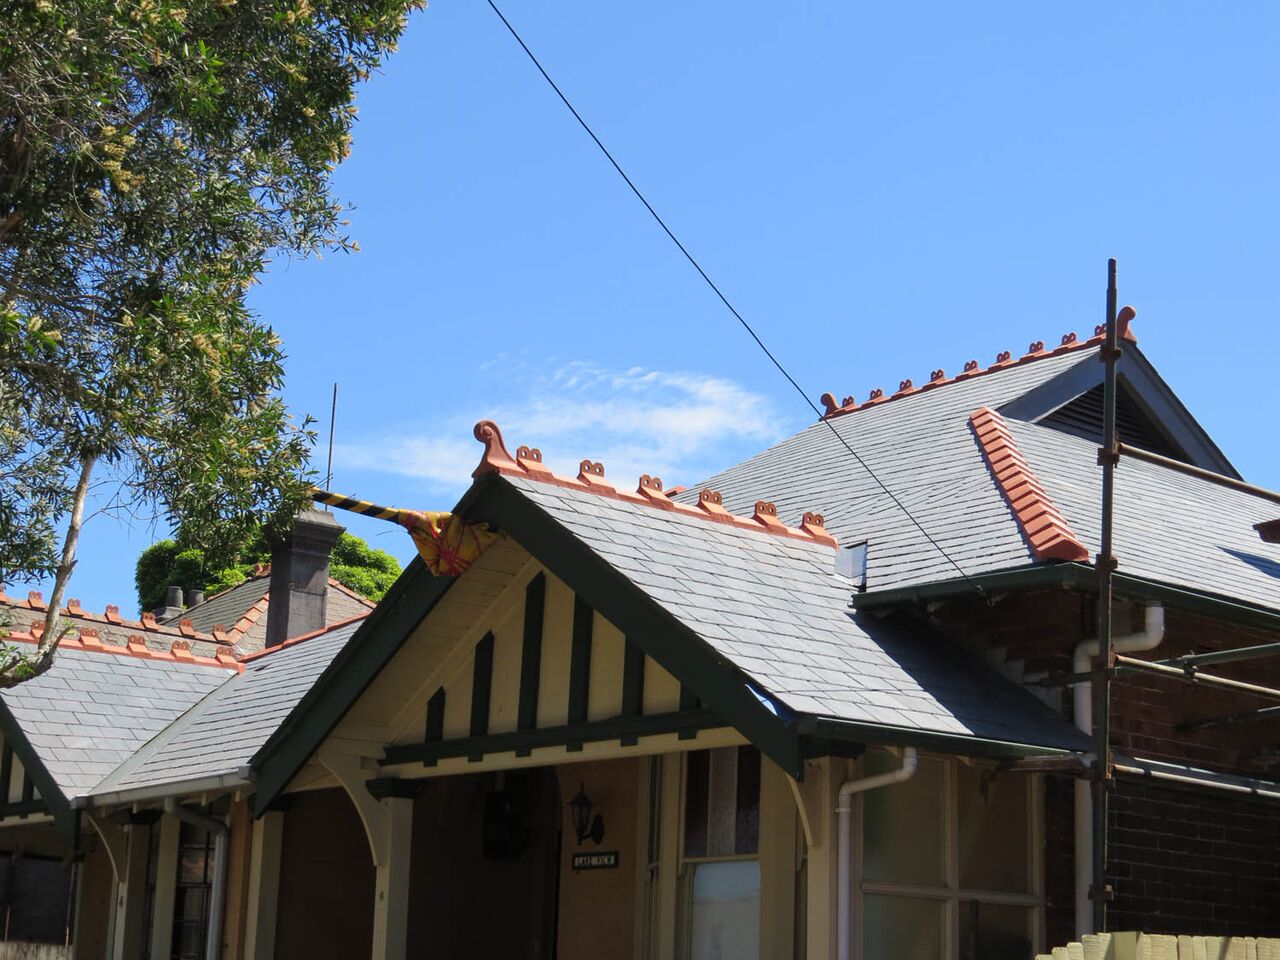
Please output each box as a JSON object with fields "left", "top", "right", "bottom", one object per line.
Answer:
{"left": 33, "top": 1, "right": 1280, "bottom": 614}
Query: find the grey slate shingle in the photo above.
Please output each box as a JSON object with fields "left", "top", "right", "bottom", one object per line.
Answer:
{"left": 89, "top": 620, "right": 360, "bottom": 797}
{"left": 506, "top": 474, "right": 1087, "bottom": 751}
{"left": 1, "top": 650, "right": 232, "bottom": 800}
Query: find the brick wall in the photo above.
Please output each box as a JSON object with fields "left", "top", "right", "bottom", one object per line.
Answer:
{"left": 1107, "top": 778, "right": 1280, "bottom": 936}
{"left": 932, "top": 587, "right": 1280, "bottom": 939}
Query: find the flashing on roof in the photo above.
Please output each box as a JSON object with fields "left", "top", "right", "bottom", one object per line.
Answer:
{"left": 836, "top": 541, "right": 869, "bottom": 593}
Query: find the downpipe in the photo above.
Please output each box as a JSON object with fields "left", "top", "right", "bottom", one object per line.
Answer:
{"left": 1072, "top": 604, "right": 1164, "bottom": 936}
{"left": 164, "top": 798, "right": 230, "bottom": 960}
{"left": 836, "top": 747, "right": 918, "bottom": 960}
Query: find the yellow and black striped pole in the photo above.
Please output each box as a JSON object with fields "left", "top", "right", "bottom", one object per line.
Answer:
{"left": 306, "top": 487, "right": 498, "bottom": 577}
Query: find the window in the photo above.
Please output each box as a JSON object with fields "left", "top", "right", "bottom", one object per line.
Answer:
{"left": 679, "top": 746, "right": 761, "bottom": 960}
{"left": 639, "top": 755, "right": 663, "bottom": 960}
{"left": 857, "top": 753, "right": 1040, "bottom": 960}
{"left": 169, "top": 821, "right": 216, "bottom": 960}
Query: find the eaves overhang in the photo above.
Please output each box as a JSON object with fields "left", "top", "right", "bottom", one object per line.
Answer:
{"left": 850, "top": 562, "right": 1280, "bottom": 635}
{"left": 0, "top": 700, "right": 76, "bottom": 841}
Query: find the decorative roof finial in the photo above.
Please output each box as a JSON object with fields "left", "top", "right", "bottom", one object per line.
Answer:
{"left": 473, "top": 420, "right": 518, "bottom": 477}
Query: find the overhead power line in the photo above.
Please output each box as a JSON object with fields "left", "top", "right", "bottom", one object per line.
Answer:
{"left": 484, "top": 0, "right": 986, "bottom": 596}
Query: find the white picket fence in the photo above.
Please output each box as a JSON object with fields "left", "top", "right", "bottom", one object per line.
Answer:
{"left": 0, "top": 944, "right": 70, "bottom": 960}
{"left": 1038, "top": 932, "right": 1280, "bottom": 960}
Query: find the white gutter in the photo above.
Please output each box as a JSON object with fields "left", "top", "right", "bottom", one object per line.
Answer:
{"left": 164, "top": 798, "right": 230, "bottom": 960}
{"left": 75, "top": 768, "right": 253, "bottom": 810}
{"left": 836, "top": 747, "right": 918, "bottom": 960}
{"left": 1072, "top": 604, "right": 1164, "bottom": 937}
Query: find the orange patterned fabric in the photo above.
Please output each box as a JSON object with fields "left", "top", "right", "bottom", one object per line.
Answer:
{"left": 398, "top": 511, "right": 499, "bottom": 576}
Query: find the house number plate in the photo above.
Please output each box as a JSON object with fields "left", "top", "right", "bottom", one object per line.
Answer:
{"left": 571, "top": 850, "right": 620, "bottom": 870}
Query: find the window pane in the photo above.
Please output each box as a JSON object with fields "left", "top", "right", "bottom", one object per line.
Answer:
{"left": 957, "top": 766, "right": 1029, "bottom": 893}
{"left": 685, "top": 750, "right": 709, "bottom": 858}
{"left": 958, "top": 901, "right": 1032, "bottom": 960}
{"left": 862, "top": 753, "right": 944, "bottom": 885}
{"left": 734, "top": 747, "right": 760, "bottom": 855}
{"left": 862, "top": 894, "right": 942, "bottom": 960}
{"left": 688, "top": 861, "right": 760, "bottom": 960}
{"left": 707, "top": 747, "right": 738, "bottom": 856}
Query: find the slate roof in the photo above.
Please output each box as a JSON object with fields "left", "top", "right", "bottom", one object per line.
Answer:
{"left": 1009, "top": 419, "right": 1280, "bottom": 612}
{"left": 0, "top": 647, "right": 233, "bottom": 801}
{"left": 505, "top": 474, "right": 1088, "bottom": 750}
{"left": 679, "top": 347, "right": 1099, "bottom": 592}
{"left": 89, "top": 619, "right": 361, "bottom": 800}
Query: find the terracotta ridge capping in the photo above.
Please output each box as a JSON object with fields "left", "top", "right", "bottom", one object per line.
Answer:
{"left": 821, "top": 313, "right": 1138, "bottom": 421}
{"left": 0, "top": 628, "right": 241, "bottom": 672}
{"left": 0, "top": 591, "right": 239, "bottom": 647}
{"left": 238, "top": 612, "right": 373, "bottom": 663}
{"left": 471, "top": 420, "right": 838, "bottom": 549}
{"left": 968, "top": 407, "right": 1090, "bottom": 563}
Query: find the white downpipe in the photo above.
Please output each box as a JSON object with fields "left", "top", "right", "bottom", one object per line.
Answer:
{"left": 1072, "top": 604, "right": 1164, "bottom": 936}
{"left": 836, "top": 747, "right": 918, "bottom": 960}
{"left": 164, "top": 798, "right": 230, "bottom": 960}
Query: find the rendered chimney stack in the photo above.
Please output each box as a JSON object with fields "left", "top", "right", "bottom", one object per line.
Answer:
{"left": 154, "top": 585, "right": 185, "bottom": 622}
{"left": 265, "top": 507, "right": 344, "bottom": 648}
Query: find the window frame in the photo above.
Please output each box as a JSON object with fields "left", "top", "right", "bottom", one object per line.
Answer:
{"left": 852, "top": 753, "right": 1044, "bottom": 960}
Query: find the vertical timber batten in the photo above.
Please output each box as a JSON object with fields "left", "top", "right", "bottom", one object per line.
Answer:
{"left": 423, "top": 688, "right": 446, "bottom": 768}
{"left": 620, "top": 639, "right": 646, "bottom": 746}
{"left": 469, "top": 633, "right": 495, "bottom": 762}
{"left": 516, "top": 573, "right": 547, "bottom": 757}
{"left": 566, "top": 595, "right": 594, "bottom": 751}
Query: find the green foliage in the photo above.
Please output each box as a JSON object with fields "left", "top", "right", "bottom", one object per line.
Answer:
{"left": 135, "top": 528, "right": 400, "bottom": 612}
{"left": 0, "top": 0, "right": 421, "bottom": 589}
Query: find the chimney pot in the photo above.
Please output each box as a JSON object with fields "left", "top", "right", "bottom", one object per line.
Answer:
{"left": 265, "top": 507, "right": 345, "bottom": 648}
{"left": 154, "top": 585, "right": 186, "bottom": 623}
{"left": 186, "top": 588, "right": 205, "bottom": 607}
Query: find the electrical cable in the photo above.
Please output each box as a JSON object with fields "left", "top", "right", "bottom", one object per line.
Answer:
{"left": 485, "top": 0, "right": 987, "bottom": 597}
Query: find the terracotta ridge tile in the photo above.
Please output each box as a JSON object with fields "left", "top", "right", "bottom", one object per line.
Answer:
{"left": 471, "top": 420, "right": 838, "bottom": 549}
{"left": 968, "top": 407, "right": 1090, "bottom": 564}
{"left": 0, "top": 594, "right": 234, "bottom": 647}
{"left": 0, "top": 628, "right": 240, "bottom": 671}
{"left": 821, "top": 316, "right": 1138, "bottom": 421}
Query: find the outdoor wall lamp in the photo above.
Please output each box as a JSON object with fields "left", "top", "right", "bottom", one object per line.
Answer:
{"left": 568, "top": 782, "right": 605, "bottom": 845}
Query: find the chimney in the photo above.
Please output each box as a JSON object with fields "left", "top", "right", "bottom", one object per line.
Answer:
{"left": 265, "top": 508, "right": 344, "bottom": 647}
{"left": 154, "top": 585, "right": 185, "bottom": 622}
{"left": 186, "top": 588, "right": 206, "bottom": 607}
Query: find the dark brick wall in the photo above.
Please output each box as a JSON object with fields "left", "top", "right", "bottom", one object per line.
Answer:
{"left": 1107, "top": 778, "right": 1280, "bottom": 936}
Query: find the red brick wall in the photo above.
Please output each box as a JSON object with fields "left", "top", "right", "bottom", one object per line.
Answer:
{"left": 937, "top": 588, "right": 1280, "bottom": 938}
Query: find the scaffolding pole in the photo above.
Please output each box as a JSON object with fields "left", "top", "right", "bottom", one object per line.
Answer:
{"left": 1092, "top": 258, "right": 1123, "bottom": 930}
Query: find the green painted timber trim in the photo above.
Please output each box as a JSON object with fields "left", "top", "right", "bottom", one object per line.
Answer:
{"left": 469, "top": 632, "right": 495, "bottom": 761}
{"left": 620, "top": 639, "right": 645, "bottom": 746}
{"left": 381, "top": 709, "right": 722, "bottom": 765}
{"left": 567, "top": 595, "right": 593, "bottom": 734}
{"left": 423, "top": 688, "right": 446, "bottom": 768}
{"left": 0, "top": 701, "right": 76, "bottom": 840}
{"left": 0, "top": 798, "right": 49, "bottom": 819}
{"left": 250, "top": 558, "right": 457, "bottom": 816}
{"left": 851, "top": 562, "right": 1280, "bottom": 635}
{"left": 678, "top": 685, "right": 700, "bottom": 740}
{"left": 0, "top": 743, "right": 12, "bottom": 802}
{"left": 461, "top": 475, "right": 804, "bottom": 779}
{"left": 796, "top": 716, "right": 1086, "bottom": 762}
{"left": 516, "top": 573, "right": 546, "bottom": 736}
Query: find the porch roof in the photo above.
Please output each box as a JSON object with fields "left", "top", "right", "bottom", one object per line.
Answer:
{"left": 86, "top": 618, "right": 363, "bottom": 805}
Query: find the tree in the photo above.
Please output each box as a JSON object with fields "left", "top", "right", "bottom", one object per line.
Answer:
{"left": 135, "top": 528, "right": 401, "bottom": 612}
{"left": 0, "top": 0, "right": 419, "bottom": 682}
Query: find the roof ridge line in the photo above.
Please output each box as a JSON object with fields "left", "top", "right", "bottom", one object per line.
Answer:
{"left": 821, "top": 320, "right": 1138, "bottom": 421}
{"left": 471, "top": 420, "right": 838, "bottom": 548}
{"left": 238, "top": 612, "right": 372, "bottom": 663}
{"left": 0, "top": 626, "right": 241, "bottom": 671}
{"left": 0, "top": 590, "right": 238, "bottom": 647}
{"left": 969, "top": 406, "right": 1091, "bottom": 564}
